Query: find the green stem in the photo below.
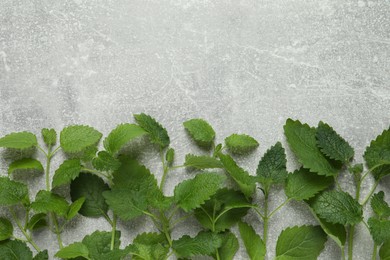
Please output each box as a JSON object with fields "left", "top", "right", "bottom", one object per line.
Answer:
{"left": 216, "top": 249, "right": 221, "bottom": 260}
{"left": 268, "top": 198, "right": 291, "bottom": 218}
{"left": 263, "top": 193, "right": 269, "bottom": 251}
{"left": 372, "top": 243, "right": 378, "bottom": 260}
{"left": 348, "top": 225, "right": 355, "bottom": 260}
{"left": 51, "top": 213, "right": 63, "bottom": 249}
{"left": 110, "top": 214, "right": 117, "bottom": 250}
{"left": 82, "top": 167, "right": 112, "bottom": 184}
{"left": 362, "top": 181, "right": 379, "bottom": 206}
{"left": 341, "top": 246, "right": 346, "bottom": 260}
{"left": 9, "top": 207, "right": 41, "bottom": 252}
{"left": 45, "top": 146, "right": 52, "bottom": 191}
{"left": 160, "top": 166, "right": 169, "bottom": 190}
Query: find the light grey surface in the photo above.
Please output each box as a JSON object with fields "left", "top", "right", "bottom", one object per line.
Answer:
{"left": 1, "top": 0, "right": 390, "bottom": 259}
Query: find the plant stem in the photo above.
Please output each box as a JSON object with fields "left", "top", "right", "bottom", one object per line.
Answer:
{"left": 341, "top": 246, "right": 346, "bottom": 260}
{"left": 348, "top": 225, "right": 355, "bottom": 260}
{"left": 45, "top": 146, "right": 52, "bottom": 191}
{"left": 263, "top": 192, "right": 269, "bottom": 252}
{"left": 362, "top": 181, "right": 379, "bottom": 206}
{"left": 216, "top": 249, "right": 221, "bottom": 260}
{"left": 51, "top": 212, "right": 63, "bottom": 249}
{"left": 268, "top": 198, "right": 291, "bottom": 218}
{"left": 372, "top": 243, "right": 378, "bottom": 260}
{"left": 110, "top": 214, "right": 117, "bottom": 250}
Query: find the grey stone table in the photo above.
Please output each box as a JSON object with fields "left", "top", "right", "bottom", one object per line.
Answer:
{"left": 1, "top": 0, "right": 389, "bottom": 259}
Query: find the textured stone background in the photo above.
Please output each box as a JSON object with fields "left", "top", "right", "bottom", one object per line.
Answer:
{"left": 1, "top": 0, "right": 389, "bottom": 259}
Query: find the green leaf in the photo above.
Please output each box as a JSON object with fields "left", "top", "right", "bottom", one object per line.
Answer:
{"left": 41, "top": 128, "right": 57, "bottom": 146}
{"left": 70, "top": 173, "right": 110, "bottom": 217}
{"left": 0, "top": 217, "right": 13, "bottom": 241}
{"left": 33, "top": 250, "right": 48, "bottom": 260}
{"left": 368, "top": 218, "right": 390, "bottom": 244}
{"left": 218, "top": 153, "right": 256, "bottom": 198}
{"left": 134, "top": 113, "right": 170, "bottom": 148}
{"left": 165, "top": 148, "right": 175, "bottom": 165}
{"left": 364, "top": 128, "right": 390, "bottom": 180}
{"left": 0, "top": 131, "right": 37, "bottom": 149}
{"left": 183, "top": 118, "right": 215, "bottom": 148}
{"left": 66, "top": 197, "right": 86, "bottom": 220}
{"left": 225, "top": 134, "right": 259, "bottom": 154}
{"left": 174, "top": 173, "right": 224, "bottom": 212}
{"left": 371, "top": 191, "right": 390, "bottom": 219}
{"left": 31, "top": 190, "right": 69, "bottom": 217}
{"left": 82, "top": 230, "right": 121, "bottom": 259}
{"left": 194, "top": 188, "right": 252, "bottom": 232}
{"left": 284, "top": 119, "right": 339, "bottom": 176}
{"left": 380, "top": 240, "right": 390, "bottom": 260}
{"left": 55, "top": 242, "right": 89, "bottom": 259}
{"left": 275, "top": 225, "right": 327, "bottom": 260}
{"left": 60, "top": 125, "right": 102, "bottom": 153}
{"left": 184, "top": 154, "right": 223, "bottom": 169}
{"left": 256, "top": 142, "right": 288, "bottom": 191}
{"left": 172, "top": 231, "right": 222, "bottom": 258}
{"left": 311, "top": 191, "right": 363, "bottom": 225}
{"left": 8, "top": 158, "right": 44, "bottom": 175}
{"left": 52, "top": 159, "right": 82, "bottom": 188}
{"left": 92, "top": 151, "right": 121, "bottom": 172}
{"left": 285, "top": 168, "right": 333, "bottom": 201}
{"left": 239, "top": 221, "right": 266, "bottom": 260}
{"left": 316, "top": 121, "right": 354, "bottom": 163}
{"left": 27, "top": 213, "right": 47, "bottom": 231}
{"left": 0, "top": 240, "right": 33, "bottom": 260}
{"left": 125, "top": 232, "right": 169, "bottom": 260}
{"left": 0, "top": 177, "right": 29, "bottom": 206}
{"left": 217, "top": 232, "right": 239, "bottom": 260}
{"left": 103, "top": 123, "right": 147, "bottom": 155}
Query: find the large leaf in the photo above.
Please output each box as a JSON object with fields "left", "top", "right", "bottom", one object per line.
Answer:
{"left": 311, "top": 191, "right": 362, "bottom": 225}
{"left": 172, "top": 231, "right": 222, "bottom": 258}
{"left": 183, "top": 118, "right": 215, "bottom": 148}
{"left": 0, "top": 131, "right": 37, "bottom": 149}
{"left": 82, "top": 230, "right": 121, "bottom": 259}
{"left": 60, "top": 125, "right": 102, "bottom": 153}
{"left": 92, "top": 151, "right": 121, "bottom": 172}
{"left": 239, "top": 221, "right": 266, "bottom": 260}
{"left": 125, "top": 232, "right": 169, "bottom": 260}
{"left": 364, "top": 128, "right": 390, "bottom": 180}
{"left": 224, "top": 134, "right": 259, "bottom": 154}
{"left": 285, "top": 168, "right": 333, "bottom": 201}
{"left": 275, "top": 225, "right": 327, "bottom": 260}
{"left": 217, "top": 232, "right": 239, "bottom": 260}
{"left": 0, "top": 217, "right": 13, "bottom": 241}
{"left": 52, "top": 159, "right": 82, "bottom": 188}
{"left": 70, "top": 173, "right": 110, "bottom": 217}
{"left": 31, "top": 190, "right": 69, "bottom": 217}
{"left": 134, "top": 113, "right": 170, "bottom": 148}
{"left": 256, "top": 142, "right": 288, "bottom": 191}
{"left": 380, "top": 240, "right": 390, "bottom": 260}
{"left": 103, "top": 123, "right": 147, "bottom": 155}
{"left": 0, "top": 240, "right": 33, "bottom": 260}
{"left": 218, "top": 153, "right": 256, "bottom": 198}
{"left": 174, "top": 173, "right": 224, "bottom": 212}
{"left": 371, "top": 191, "right": 390, "bottom": 219}
{"left": 55, "top": 242, "right": 89, "bottom": 259}
{"left": 368, "top": 218, "right": 390, "bottom": 244}
{"left": 184, "top": 154, "right": 223, "bottom": 169}
{"left": 8, "top": 158, "right": 44, "bottom": 175}
{"left": 316, "top": 121, "right": 354, "bottom": 163}
{"left": 284, "top": 119, "right": 339, "bottom": 176}
{"left": 0, "top": 177, "right": 29, "bottom": 206}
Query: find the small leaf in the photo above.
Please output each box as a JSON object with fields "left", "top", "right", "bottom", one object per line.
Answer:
{"left": 284, "top": 119, "right": 339, "bottom": 176}
{"left": 174, "top": 173, "right": 224, "bottom": 212}
{"left": 70, "top": 173, "right": 110, "bottom": 217}
{"left": 217, "top": 232, "right": 239, "bottom": 260}
{"left": 8, "top": 158, "right": 44, "bottom": 175}
{"left": 0, "top": 240, "right": 33, "bottom": 260}
{"left": 41, "top": 128, "right": 57, "bottom": 146}
{"left": 224, "top": 134, "right": 259, "bottom": 154}
{"left": 33, "top": 250, "right": 48, "bottom": 260}
{"left": 285, "top": 168, "right": 333, "bottom": 201}
{"left": 239, "top": 221, "right": 266, "bottom": 260}
{"left": 125, "top": 232, "right": 169, "bottom": 260}
{"left": 134, "top": 113, "right": 170, "bottom": 148}
{"left": 371, "top": 191, "right": 390, "bottom": 219}
{"left": 55, "top": 242, "right": 89, "bottom": 259}
{"left": 103, "top": 123, "right": 147, "bottom": 155}
{"left": 0, "top": 131, "right": 37, "bottom": 149}
{"left": 0, "top": 177, "right": 29, "bottom": 206}
{"left": 82, "top": 230, "right": 121, "bottom": 259}
{"left": 183, "top": 118, "right": 215, "bottom": 148}
{"left": 316, "top": 121, "right": 354, "bottom": 163}
{"left": 311, "top": 191, "right": 363, "bottom": 225}
{"left": 275, "top": 225, "right": 327, "bottom": 260}
{"left": 256, "top": 142, "right": 288, "bottom": 191}
{"left": 172, "top": 231, "right": 222, "bottom": 258}
{"left": 368, "top": 218, "right": 390, "bottom": 244}
{"left": 184, "top": 154, "right": 223, "bottom": 169}
{"left": 165, "top": 148, "right": 175, "bottom": 165}
{"left": 380, "top": 240, "right": 390, "bottom": 260}
{"left": 66, "top": 197, "right": 86, "bottom": 220}
{"left": 364, "top": 128, "right": 390, "bottom": 180}
{"left": 31, "top": 190, "right": 69, "bottom": 217}
{"left": 92, "top": 151, "right": 121, "bottom": 172}
{"left": 27, "top": 213, "right": 47, "bottom": 231}
{"left": 60, "top": 125, "right": 102, "bottom": 153}
{"left": 52, "top": 159, "right": 82, "bottom": 188}
{"left": 218, "top": 153, "right": 256, "bottom": 198}
{"left": 0, "top": 217, "right": 13, "bottom": 241}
